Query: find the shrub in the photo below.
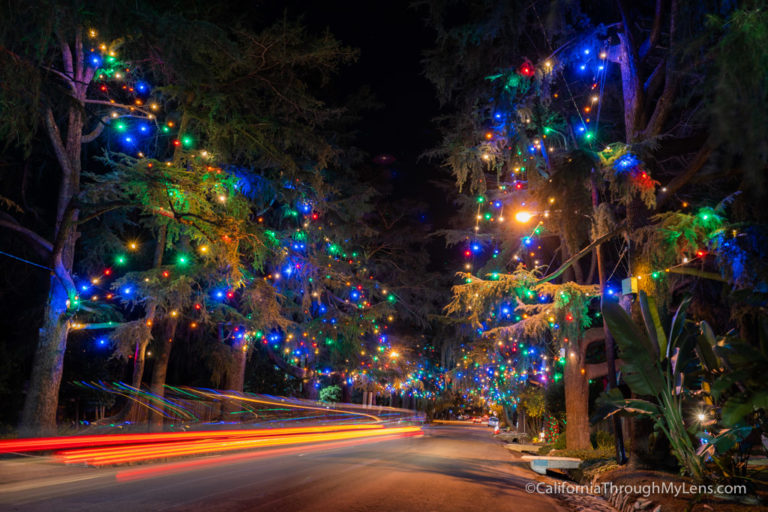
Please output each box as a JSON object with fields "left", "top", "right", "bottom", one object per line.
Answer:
{"left": 319, "top": 385, "right": 342, "bottom": 403}
{"left": 591, "top": 430, "right": 615, "bottom": 449}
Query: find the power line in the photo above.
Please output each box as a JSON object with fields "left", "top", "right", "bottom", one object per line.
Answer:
{"left": 0, "top": 249, "right": 52, "bottom": 271}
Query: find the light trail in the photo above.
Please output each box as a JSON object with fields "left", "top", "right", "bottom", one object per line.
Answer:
{"left": 55, "top": 426, "right": 422, "bottom": 466}
{"left": 115, "top": 431, "right": 423, "bottom": 482}
{"left": 0, "top": 424, "right": 384, "bottom": 454}
{"left": 195, "top": 389, "right": 384, "bottom": 422}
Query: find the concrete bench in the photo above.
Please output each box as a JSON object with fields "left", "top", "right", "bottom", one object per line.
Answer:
{"left": 520, "top": 455, "right": 582, "bottom": 475}
{"left": 504, "top": 443, "right": 541, "bottom": 454}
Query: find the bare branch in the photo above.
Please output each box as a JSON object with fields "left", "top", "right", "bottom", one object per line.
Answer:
{"left": 0, "top": 214, "right": 53, "bottom": 253}
{"left": 44, "top": 107, "right": 73, "bottom": 178}
{"left": 81, "top": 115, "right": 111, "bottom": 143}
{"left": 537, "top": 224, "right": 625, "bottom": 285}
{"left": 655, "top": 145, "right": 712, "bottom": 208}
{"left": 639, "top": 0, "right": 664, "bottom": 59}
{"left": 642, "top": 0, "right": 678, "bottom": 138}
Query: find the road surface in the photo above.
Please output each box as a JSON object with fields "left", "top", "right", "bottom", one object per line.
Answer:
{"left": 0, "top": 425, "right": 567, "bottom": 512}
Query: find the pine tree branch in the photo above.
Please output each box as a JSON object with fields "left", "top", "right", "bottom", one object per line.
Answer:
{"left": 82, "top": 99, "right": 154, "bottom": 118}
{"left": 71, "top": 322, "right": 123, "bottom": 330}
{"left": 76, "top": 202, "right": 133, "bottom": 225}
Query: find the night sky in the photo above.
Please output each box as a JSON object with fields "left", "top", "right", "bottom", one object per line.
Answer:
{"left": 298, "top": 0, "right": 454, "bottom": 269}
{"left": 302, "top": 0, "right": 438, "bottom": 162}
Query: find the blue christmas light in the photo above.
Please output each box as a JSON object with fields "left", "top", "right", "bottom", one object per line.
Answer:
{"left": 471, "top": 243, "right": 481, "bottom": 253}
{"left": 136, "top": 82, "right": 149, "bottom": 93}
{"left": 614, "top": 154, "right": 639, "bottom": 172}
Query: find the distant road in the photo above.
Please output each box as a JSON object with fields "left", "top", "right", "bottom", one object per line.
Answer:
{"left": 0, "top": 425, "right": 566, "bottom": 511}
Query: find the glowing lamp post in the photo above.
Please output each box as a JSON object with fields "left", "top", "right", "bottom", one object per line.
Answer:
{"left": 514, "top": 211, "right": 534, "bottom": 224}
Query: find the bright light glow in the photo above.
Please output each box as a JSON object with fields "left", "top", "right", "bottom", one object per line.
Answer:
{"left": 514, "top": 211, "right": 533, "bottom": 223}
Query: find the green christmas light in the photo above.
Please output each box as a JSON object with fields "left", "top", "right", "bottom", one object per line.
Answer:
{"left": 181, "top": 135, "right": 193, "bottom": 147}
{"left": 115, "top": 254, "right": 126, "bottom": 265}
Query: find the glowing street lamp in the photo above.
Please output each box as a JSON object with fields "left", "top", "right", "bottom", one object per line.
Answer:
{"left": 514, "top": 211, "right": 533, "bottom": 224}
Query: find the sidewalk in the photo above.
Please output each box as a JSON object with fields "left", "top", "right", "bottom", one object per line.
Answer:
{"left": 0, "top": 455, "right": 106, "bottom": 493}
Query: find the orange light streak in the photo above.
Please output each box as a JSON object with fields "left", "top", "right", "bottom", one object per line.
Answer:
{"left": 56, "top": 426, "right": 421, "bottom": 466}
{"left": 115, "top": 431, "right": 422, "bottom": 482}
{"left": 0, "top": 424, "right": 382, "bottom": 454}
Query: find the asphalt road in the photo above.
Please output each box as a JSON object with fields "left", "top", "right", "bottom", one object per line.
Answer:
{"left": 0, "top": 425, "right": 567, "bottom": 512}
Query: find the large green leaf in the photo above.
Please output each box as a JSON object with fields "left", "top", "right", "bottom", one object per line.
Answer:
{"left": 722, "top": 390, "right": 768, "bottom": 426}
{"left": 603, "top": 301, "right": 664, "bottom": 396}
{"left": 697, "top": 426, "right": 753, "bottom": 456}
{"left": 696, "top": 321, "right": 720, "bottom": 373}
{"left": 638, "top": 291, "right": 666, "bottom": 360}
{"left": 667, "top": 297, "right": 691, "bottom": 358}
{"left": 593, "top": 388, "right": 661, "bottom": 422}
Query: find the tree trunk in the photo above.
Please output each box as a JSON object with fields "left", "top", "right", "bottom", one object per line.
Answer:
{"left": 149, "top": 318, "right": 177, "bottom": 431}
{"left": 564, "top": 341, "right": 591, "bottom": 449}
{"left": 18, "top": 32, "right": 90, "bottom": 434}
{"left": 225, "top": 343, "right": 248, "bottom": 393}
{"left": 18, "top": 280, "right": 71, "bottom": 436}
{"left": 119, "top": 228, "right": 166, "bottom": 422}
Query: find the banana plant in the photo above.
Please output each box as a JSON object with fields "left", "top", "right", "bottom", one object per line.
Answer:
{"left": 596, "top": 293, "right": 707, "bottom": 481}
{"left": 698, "top": 322, "right": 768, "bottom": 471}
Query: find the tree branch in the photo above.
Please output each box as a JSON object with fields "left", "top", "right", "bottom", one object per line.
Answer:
{"left": 44, "top": 107, "right": 73, "bottom": 178}
{"left": 668, "top": 267, "right": 727, "bottom": 282}
{"left": 642, "top": 0, "right": 678, "bottom": 138}
{"left": 655, "top": 145, "right": 712, "bottom": 208}
{"left": 81, "top": 115, "right": 111, "bottom": 143}
{"left": 639, "top": 0, "right": 664, "bottom": 59}
{"left": 0, "top": 215, "right": 53, "bottom": 253}
{"left": 82, "top": 99, "right": 154, "bottom": 118}
{"left": 537, "top": 224, "right": 625, "bottom": 285}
